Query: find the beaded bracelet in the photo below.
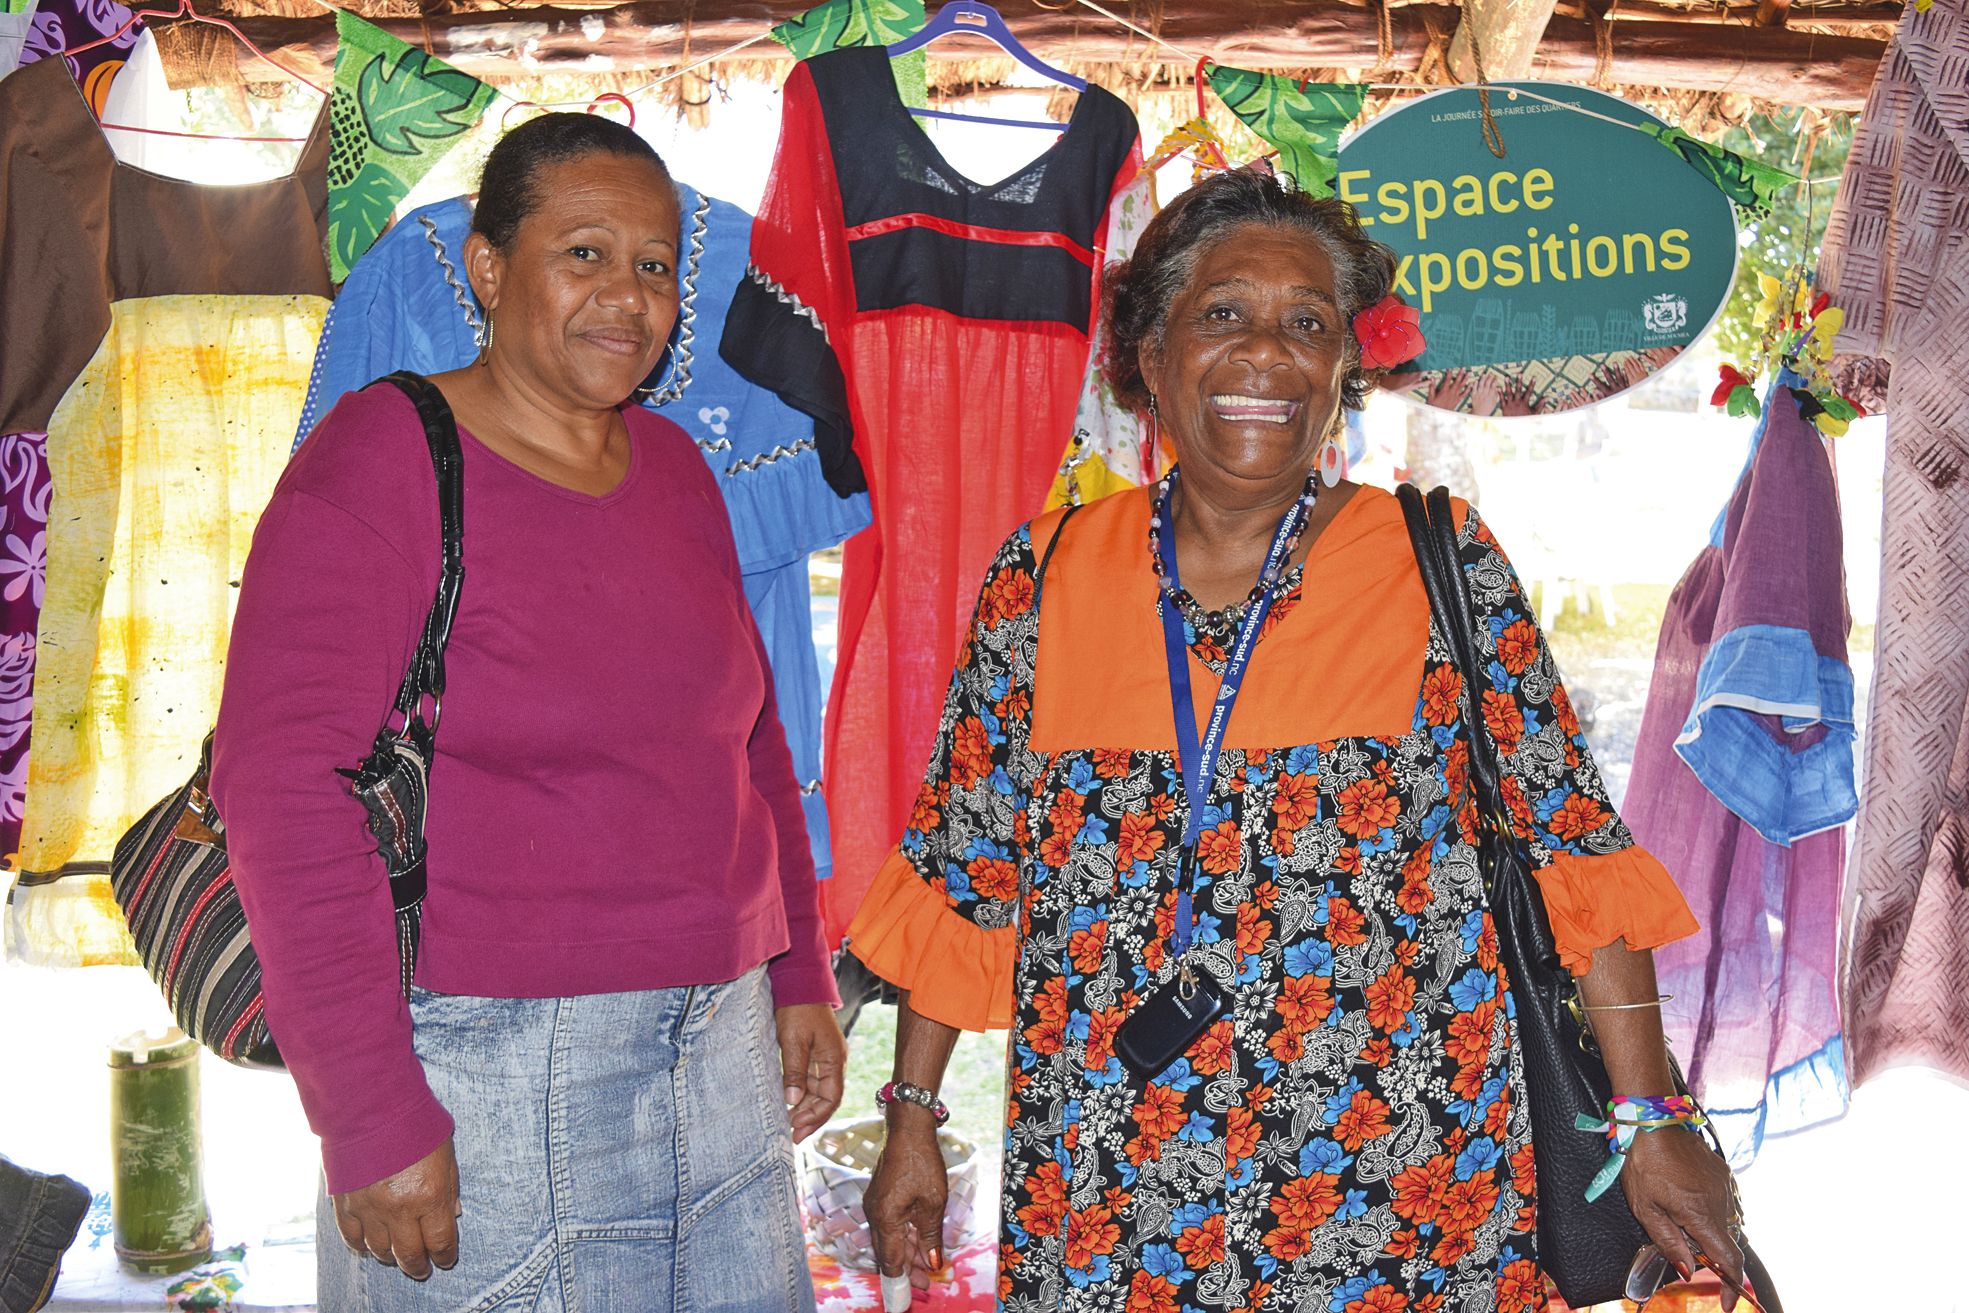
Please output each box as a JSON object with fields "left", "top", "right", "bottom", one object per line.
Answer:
{"left": 876, "top": 1080, "right": 950, "bottom": 1126}
{"left": 1574, "top": 1094, "right": 1706, "bottom": 1201}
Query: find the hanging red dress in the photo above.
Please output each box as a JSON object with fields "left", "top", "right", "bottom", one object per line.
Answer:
{"left": 721, "top": 46, "right": 1145, "bottom": 941}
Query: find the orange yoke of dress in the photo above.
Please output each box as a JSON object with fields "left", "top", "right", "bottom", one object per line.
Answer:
{"left": 847, "top": 482, "right": 1696, "bottom": 1031}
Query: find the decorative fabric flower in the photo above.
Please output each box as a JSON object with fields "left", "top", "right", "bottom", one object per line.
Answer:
{"left": 1794, "top": 388, "right": 1861, "bottom": 437}
{"left": 1711, "top": 364, "right": 1759, "bottom": 417}
{"left": 1806, "top": 304, "right": 1846, "bottom": 352}
{"left": 1353, "top": 296, "right": 1426, "bottom": 370}
{"left": 1710, "top": 364, "right": 1751, "bottom": 408}
{"left": 1755, "top": 272, "right": 1810, "bottom": 329}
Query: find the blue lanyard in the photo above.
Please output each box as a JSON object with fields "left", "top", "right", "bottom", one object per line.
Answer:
{"left": 1158, "top": 481, "right": 1304, "bottom": 961}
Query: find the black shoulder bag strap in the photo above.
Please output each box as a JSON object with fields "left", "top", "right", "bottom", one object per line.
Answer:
{"left": 1399, "top": 482, "right": 1576, "bottom": 993}
{"left": 379, "top": 372, "right": 467, "bottom": 734}
{"left": 1017, "top": 503, "right": 1082, "bottom": 763}
{"left": 344, "top": 371, "right": 464, "bottom": 990}
{"left": 1396, "top": 484, "right": 1508, "bottom": 838}
{"left": 1007, "top": 503, "right": 1082, "bottom": 896}
{"left": 1396, "top": 484, "right": 1783, "bottom": 1312}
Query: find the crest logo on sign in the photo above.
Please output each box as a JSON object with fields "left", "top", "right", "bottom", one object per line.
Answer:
{"left": 1642, "top": 294, "right": 1689, "bottom": 335}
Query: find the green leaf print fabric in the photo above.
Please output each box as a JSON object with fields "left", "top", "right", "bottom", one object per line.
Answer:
{"left": 771, "top": 0, "right": 928, "bottom": 108}
{"left": 769, "top": 0, "right": 923, "bottom": 55}
{"left": 1205, "top": 65, "right": 1365, "bottom": 197}
{"left": 326, "top": 8, "right": 496, "bottom": 281}
{"left": 1649, "top": 125, "right": 1797, "bottom": 218}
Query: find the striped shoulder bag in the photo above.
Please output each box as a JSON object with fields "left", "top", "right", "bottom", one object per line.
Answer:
{"left": 109, "top": 371, "right": 465, "bottom": 1069}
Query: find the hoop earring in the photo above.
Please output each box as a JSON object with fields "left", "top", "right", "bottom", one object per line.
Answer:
{"left": 474, "top": 313, "right": 494, "bottom": 367}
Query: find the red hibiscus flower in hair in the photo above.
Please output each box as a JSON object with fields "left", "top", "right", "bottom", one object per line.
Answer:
{"left": 1354, "top": 295, "right": 1426, "bottom": 370}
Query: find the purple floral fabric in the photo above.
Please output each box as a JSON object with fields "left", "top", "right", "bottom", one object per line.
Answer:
{"left": 19, "top": 0, "right": 138, "bottom": 105}
{"left": 0, "top": 432, "right": 48, "bottom": 858}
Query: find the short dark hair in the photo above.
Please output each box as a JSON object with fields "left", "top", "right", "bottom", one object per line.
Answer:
{"left": 1102, "top": 169, "right": 1398, "bottom": 414}
{"left": 471, "top": 112, "right": 674, "bottom": 251}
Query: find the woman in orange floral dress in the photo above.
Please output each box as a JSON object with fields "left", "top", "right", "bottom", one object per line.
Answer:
{"left": 851, "top": 170, "right": 1741, "bottom": 1311}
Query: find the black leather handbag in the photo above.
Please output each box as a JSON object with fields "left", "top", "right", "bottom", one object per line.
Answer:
{"left": 1396, "top": 484, "right": 1779, "bottom": 1309}
{"left": 108, "top": 372, "right": 464, "bottom": 1068}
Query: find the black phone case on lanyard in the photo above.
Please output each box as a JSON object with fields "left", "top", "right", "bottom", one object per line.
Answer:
{"left": 1114, "top": 969, "right": 1229, "bottom": 1078}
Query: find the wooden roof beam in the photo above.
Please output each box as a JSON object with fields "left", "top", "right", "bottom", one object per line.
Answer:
{"left": 1549, "top": 0, "right": 1898, "bottom": 26}
{"left": 183, "top": 0, "right": 1884, "bottom": 109}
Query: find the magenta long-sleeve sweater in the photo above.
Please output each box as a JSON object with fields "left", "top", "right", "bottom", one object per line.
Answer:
{"left": 212, "top": 382, "right": 835, "bottom": 1194}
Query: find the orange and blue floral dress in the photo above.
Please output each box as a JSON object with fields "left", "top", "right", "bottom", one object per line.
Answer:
{"left": 848, "top": 483, "right": 1696, "bottom": 1312}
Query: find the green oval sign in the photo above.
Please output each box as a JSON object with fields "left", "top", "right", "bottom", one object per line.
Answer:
{"left": 1338, "top": 83, "right": 1738, "bottom": 416}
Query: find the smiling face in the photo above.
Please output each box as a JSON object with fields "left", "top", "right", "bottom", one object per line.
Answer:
{"left": 466, "top": 151, "right": 682, "bottom": 411}
{"left": 1139, "top": 222, "right": 1350, "bottom": 500}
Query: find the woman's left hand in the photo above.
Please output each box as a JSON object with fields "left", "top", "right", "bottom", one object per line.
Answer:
{"left": 774, "top": 1003, "right": 847, "bottom": 1141}
{"left": 1620, "top": 1125, "right": 1748, "bottom": 1308}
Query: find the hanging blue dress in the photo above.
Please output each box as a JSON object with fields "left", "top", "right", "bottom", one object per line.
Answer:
{"left": 296, "top": 188, "right": 872, "bottom": 882}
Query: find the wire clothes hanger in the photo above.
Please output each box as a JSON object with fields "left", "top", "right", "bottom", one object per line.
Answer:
{"left": 888, "top": 0, "right": 1084, "bottom": 132}
{"left": 65, "top": 0, "right": 326, "bottom": 142}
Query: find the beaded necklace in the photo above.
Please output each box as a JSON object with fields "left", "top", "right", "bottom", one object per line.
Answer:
{"left": 1148, "top": 466, "right": 1319, "bottom": 646}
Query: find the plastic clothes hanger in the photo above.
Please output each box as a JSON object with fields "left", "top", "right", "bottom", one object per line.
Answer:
{"left": 65, "top": 0, "right": 326, "bottom": 142}
{"left": 501, "top": 92, "right": 636, "bottom": 132}
{"left": 65, "top": 0, "right": 326, "bottom": 94}
{"left": 889, "top": 0, "right": 1084, "bottom": 131}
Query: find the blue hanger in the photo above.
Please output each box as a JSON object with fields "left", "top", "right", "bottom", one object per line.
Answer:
{"left": 890, "top": 0, "right": 1087, "bottom": 130}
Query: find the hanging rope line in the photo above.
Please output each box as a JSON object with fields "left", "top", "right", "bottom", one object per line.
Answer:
{"left": 1463, "top": 8, "right": 1508, "bottom": 157}
{"left": 272, "top": 0, "right": 1862, "bottom": 169}
{"left": 1066, "top": 0, "right": 1207, "bottom": 64}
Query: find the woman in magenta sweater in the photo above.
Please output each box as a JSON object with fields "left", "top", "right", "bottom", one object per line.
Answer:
{"left": 212, "top": 114, "right": 842, "bottom": 1311}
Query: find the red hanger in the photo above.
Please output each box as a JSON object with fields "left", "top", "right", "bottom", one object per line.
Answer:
{"left": 500, "top": 92, "right": 635, "bottom": 133}
{"left": 96, "top": 122, "right": 313, "bottom": 142}
{"left": 1188, "top": 55, "right": 1233, "bottom": 172}
{"left": 66, "top": 0, "right": 327, "bottom": 97}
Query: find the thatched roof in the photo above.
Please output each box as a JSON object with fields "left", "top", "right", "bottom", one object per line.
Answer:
{"left": 156, "top": 0, "right": 1895, "bottom": 113}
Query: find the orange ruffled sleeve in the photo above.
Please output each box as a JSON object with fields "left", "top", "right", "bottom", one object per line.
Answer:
{"left": 1530, "top": 844, "right": 1699, "bottom": 976}
{"left": 846, "top": 848, "right": 1019, "bottom": 1033}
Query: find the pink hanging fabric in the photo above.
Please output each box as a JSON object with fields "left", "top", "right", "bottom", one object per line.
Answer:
{"left": 1819, "top": 0, "right": 1969, "bottom": 1088}
{"left": 721, "top": 48, "right": 1145, "bottom": 941}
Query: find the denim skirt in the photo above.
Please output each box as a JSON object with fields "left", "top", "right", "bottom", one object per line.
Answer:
{"left": 316, "top": 965, "right": 815, "bottom": 1312}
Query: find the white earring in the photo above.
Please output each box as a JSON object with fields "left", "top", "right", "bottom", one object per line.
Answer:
{"left": 1319, "top": 436, "right": 1344, "bottom": 488}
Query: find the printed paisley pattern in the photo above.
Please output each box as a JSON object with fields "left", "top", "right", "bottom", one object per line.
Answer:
{"left": 898, "top": 504, "right": 1632, "bottom": 1310}
{"left": 0, "top": 430, "right": 47, "bottom": 847}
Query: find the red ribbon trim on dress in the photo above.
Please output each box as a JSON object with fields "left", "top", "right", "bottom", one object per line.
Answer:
{"left": 843, "top": 212, "right": 1097, "bottom": 267}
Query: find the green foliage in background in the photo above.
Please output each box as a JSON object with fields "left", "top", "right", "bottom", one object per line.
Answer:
{"left": 1709, "top": 110, "right": 1854, "bottom": 365}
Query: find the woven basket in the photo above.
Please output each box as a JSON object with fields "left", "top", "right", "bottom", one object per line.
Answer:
{"left": 799, "top": 1117, "right": 982, "bottom": 1270}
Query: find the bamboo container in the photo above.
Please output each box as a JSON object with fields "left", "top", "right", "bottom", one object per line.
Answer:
{"left": 108, "top": 1027, "right": 212, "bottom": 1274}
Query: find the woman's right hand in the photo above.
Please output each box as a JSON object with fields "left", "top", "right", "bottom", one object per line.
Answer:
{"left": 331, "top": 1138, "right": 461, "bottom": 1281}
{"left": 866, "top": 1111, "right": 948, "bottom": 1296}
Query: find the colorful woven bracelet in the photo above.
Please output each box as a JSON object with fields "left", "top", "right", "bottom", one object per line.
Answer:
{"left": 876, "top": 1080, "right": 950, "bottom": 1126}
{"left": 1574, "top": 1094, "right": 1706, "bottom": 1201}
